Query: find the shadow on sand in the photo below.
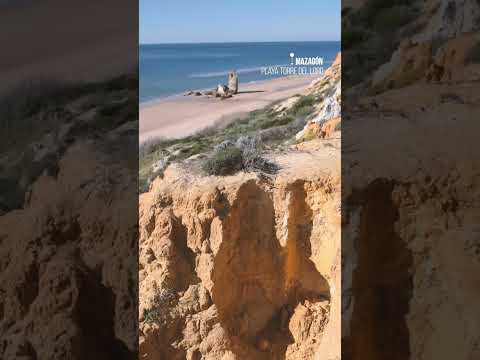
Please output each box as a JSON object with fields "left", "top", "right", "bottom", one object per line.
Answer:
{"left": 236, "top": 90, "right": 265, "bottom": 94}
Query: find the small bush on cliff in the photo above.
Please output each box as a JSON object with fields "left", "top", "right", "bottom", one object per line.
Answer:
{"left": 259, "top": 115, "right": 294, "bottom": 129}
{"left": 202, "top": 146, "right": 244, "bottom": 176}
{"left": 202, "top": 137, "right": 278, "bottom": 176}
{"left": 289, "top": 95, "right": 316, "bottom": 117}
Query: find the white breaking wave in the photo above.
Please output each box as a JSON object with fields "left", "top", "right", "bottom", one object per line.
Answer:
{"left": 189, "top": 60, "right": 334, "bottom": 79}
{"left": 189, "top": 65, "right": 285, "bottom": 78}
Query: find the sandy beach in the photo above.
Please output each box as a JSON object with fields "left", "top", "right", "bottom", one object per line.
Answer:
{"left": 139, "top": 74, "right": 318, "bottom": 143}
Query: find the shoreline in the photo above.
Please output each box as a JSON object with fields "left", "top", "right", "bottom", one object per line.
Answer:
{"left": 139, "top": 74, "right": 318, "bottom": 143}
{"left": 139, "top": 75, "right": 310, "bottom": 108}
{"left": 139, "top": 61, "right": 334, "bottom": 108}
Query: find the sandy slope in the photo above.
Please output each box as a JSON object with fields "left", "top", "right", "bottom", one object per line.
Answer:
{"left": 139, "top": 75, "right": 317, "bottom": 143}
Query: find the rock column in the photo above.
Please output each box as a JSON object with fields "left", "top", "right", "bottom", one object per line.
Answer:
{"left": 228, "top": 70, "right": 238, "bottom": 94}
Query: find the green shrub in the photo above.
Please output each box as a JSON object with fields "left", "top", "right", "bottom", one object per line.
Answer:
{"left": 301, "top": 132, "right": 318, "bottom": 143}
{"left": 202, "top": 146, "right": 244, "bottom": 176}
{"left": 259, "top": 115, "right": 294, "bottom": 129}
{"left": 286, "top": 95, "right": 317, "bottom": 120}
{"left": 290, "top": 95, "right": 316, "bottom": 113}
{"left": 202, "top": 139, "right": 279, "bottom": 177}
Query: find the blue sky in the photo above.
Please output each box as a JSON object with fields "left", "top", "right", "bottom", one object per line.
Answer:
{"left": 140, "top": 0, "right": 340, "bottom": 44}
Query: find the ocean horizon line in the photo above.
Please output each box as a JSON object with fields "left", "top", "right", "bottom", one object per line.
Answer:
{"left": 140, "top": 40, "right": 340, "bottom": 46}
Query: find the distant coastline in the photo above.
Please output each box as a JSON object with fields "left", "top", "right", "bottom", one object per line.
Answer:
{"left": 139, "top": 40, "right": 340, "bottom": 45}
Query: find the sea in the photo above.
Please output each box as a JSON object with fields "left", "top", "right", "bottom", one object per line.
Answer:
{"left": 140, "top": 41, "right": 340, "bottom": 104}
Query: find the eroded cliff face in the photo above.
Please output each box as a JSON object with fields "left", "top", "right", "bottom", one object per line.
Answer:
{"left": 342, "top": 0, "right": 480, "bottom": 355}
{"left": 0, "top": 140, "right": 138, "bottom": 359}
{"left": 139, "top": 145, "right": 340, "bottom": 360}
{"left": 342, "top": 80, "right": 480, "bottom": 359}
{"left": 0, "top": 78, "right": 138, "bottom": 359}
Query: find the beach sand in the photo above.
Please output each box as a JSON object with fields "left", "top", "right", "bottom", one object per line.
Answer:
{"left": 139, "top": 75, "right": 317, "bottom": 143}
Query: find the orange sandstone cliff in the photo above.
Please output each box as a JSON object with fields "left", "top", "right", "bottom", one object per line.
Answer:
{"left": 139, "top": 144, "right": 340, "bottom": 359}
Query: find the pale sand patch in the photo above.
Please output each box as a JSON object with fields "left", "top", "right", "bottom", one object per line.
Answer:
{"left": 139, "top": 75, "right": 317, "bottom": 143}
